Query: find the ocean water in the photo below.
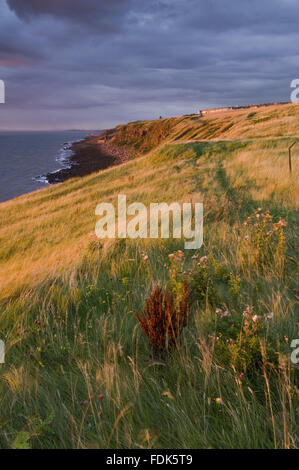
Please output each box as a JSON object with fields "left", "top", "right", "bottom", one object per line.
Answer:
{"left": 0, "top": 131, "right": 89, "bottom": 203}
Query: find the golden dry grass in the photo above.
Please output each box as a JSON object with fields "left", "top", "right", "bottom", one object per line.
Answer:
{"left": 0, "top": 103, "right": 298, "bottom": 449}
{"left": 0, "top": 103, "right": 298, "bottom": 299}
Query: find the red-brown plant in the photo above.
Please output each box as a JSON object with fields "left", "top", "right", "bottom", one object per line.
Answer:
{"left": 134, "top": 283, "right": 189, "bottom": 356}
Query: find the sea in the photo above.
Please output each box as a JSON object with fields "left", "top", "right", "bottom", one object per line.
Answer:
{"left": 0, "top": 131, "right": 90, "bottom": 203}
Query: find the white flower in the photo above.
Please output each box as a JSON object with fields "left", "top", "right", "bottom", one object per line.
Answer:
{"left": 222, "top": 310, "right": 230, "bottom": 318}
{"left": 216, "top": 307, "right": 230, "bottom": 318}
{"left": 266, "top": 312, "right": 274, "bottom": 320}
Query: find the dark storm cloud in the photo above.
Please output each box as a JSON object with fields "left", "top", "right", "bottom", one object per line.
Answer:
{"left": 7, "top": 0, "right": 134, "bottom": 31}
{"left": 1, "top": 0, "right": 299, "bottom": 130}
{"left": 0, "top": 42, "right": 34, "bottom": 66}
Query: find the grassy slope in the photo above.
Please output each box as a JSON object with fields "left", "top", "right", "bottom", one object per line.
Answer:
{"left": 0, "top": 103, "right": 298, "bottom": 448}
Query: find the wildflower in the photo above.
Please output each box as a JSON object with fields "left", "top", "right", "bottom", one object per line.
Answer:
{"left": 284, "top": 336, "right": 289, "bottom": 343}
{"left": 143, "top": 255, "right": 149, "bottom": 261}
{"left": 216, "top": 307, "right": 230, "bottom": 318}
{"left": 252, "top": 315, "right": 259, "bottom": 322}
{"left": 242, "top": 306, "right": 252, "bottom": 319}
{"left": 168, "top": 253, "right": 175, "bottom": 259}
{"left": 192, "top": 254, "right": 198, "bottom": 259}
{"left": 244, "top": 235, "right": 249, "bottom": 241}
{"left": 199, "top": 256, "right": 208, "bottom": 263}
{"left": 266, "top": 312, "right": 274, "bottom": 320}
{"left": 240, "top": 373, "right": 245, "bottom": 378}
{"left": 215, "top": 398, "right": 223, "bottom": 405}
{"left": 98, "top": 394, "right": 104, "bottom": 400}
{"left": 176, "top": 250, "right": 184, "bottom": 258}
{"left": 274, "top": 219, "right": 287, "bottom": 231}
{"left": 278, "top": 218, "right": 287, "bottom": 227}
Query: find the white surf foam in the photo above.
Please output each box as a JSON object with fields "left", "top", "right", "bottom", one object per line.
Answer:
{"left": 33, "top": 139, "right": 80, "bottom": 184}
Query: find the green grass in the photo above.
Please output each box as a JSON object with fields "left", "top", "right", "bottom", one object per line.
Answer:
{"left": 0, "top": 103, "right": 298, "bottom": 449}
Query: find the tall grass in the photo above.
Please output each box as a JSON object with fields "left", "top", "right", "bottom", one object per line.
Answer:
{"left": 0, "top": 103, "right": 298, "bottom": 448}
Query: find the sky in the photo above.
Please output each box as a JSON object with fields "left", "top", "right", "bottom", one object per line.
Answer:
{"left": 0, "top": 0, "right": 298, "bottom": 130}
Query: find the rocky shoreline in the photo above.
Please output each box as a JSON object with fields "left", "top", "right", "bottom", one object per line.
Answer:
{"left": 45, "top": 134, "right": 129, "bottom": 184}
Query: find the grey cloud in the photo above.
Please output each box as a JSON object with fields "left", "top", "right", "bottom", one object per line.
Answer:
{"left": 1, "top": 0, "right": 299, "bottom": 130}
{"left": 7, "top": 0, "right": 134, "bottom": 31}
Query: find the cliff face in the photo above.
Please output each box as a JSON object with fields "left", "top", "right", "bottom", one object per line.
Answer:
{"left": 97, "top": 101, "right": 299, "bottom": 158}
{"left": 46, "top": 101, "right": 299, "bottom": 184}
{"left": 100, "top": 118, "right": 177, "bottom": 156}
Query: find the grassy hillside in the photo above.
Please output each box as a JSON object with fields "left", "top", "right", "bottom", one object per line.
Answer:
{"left": 0, "top": 103, "right": 298, "bottom": 449}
